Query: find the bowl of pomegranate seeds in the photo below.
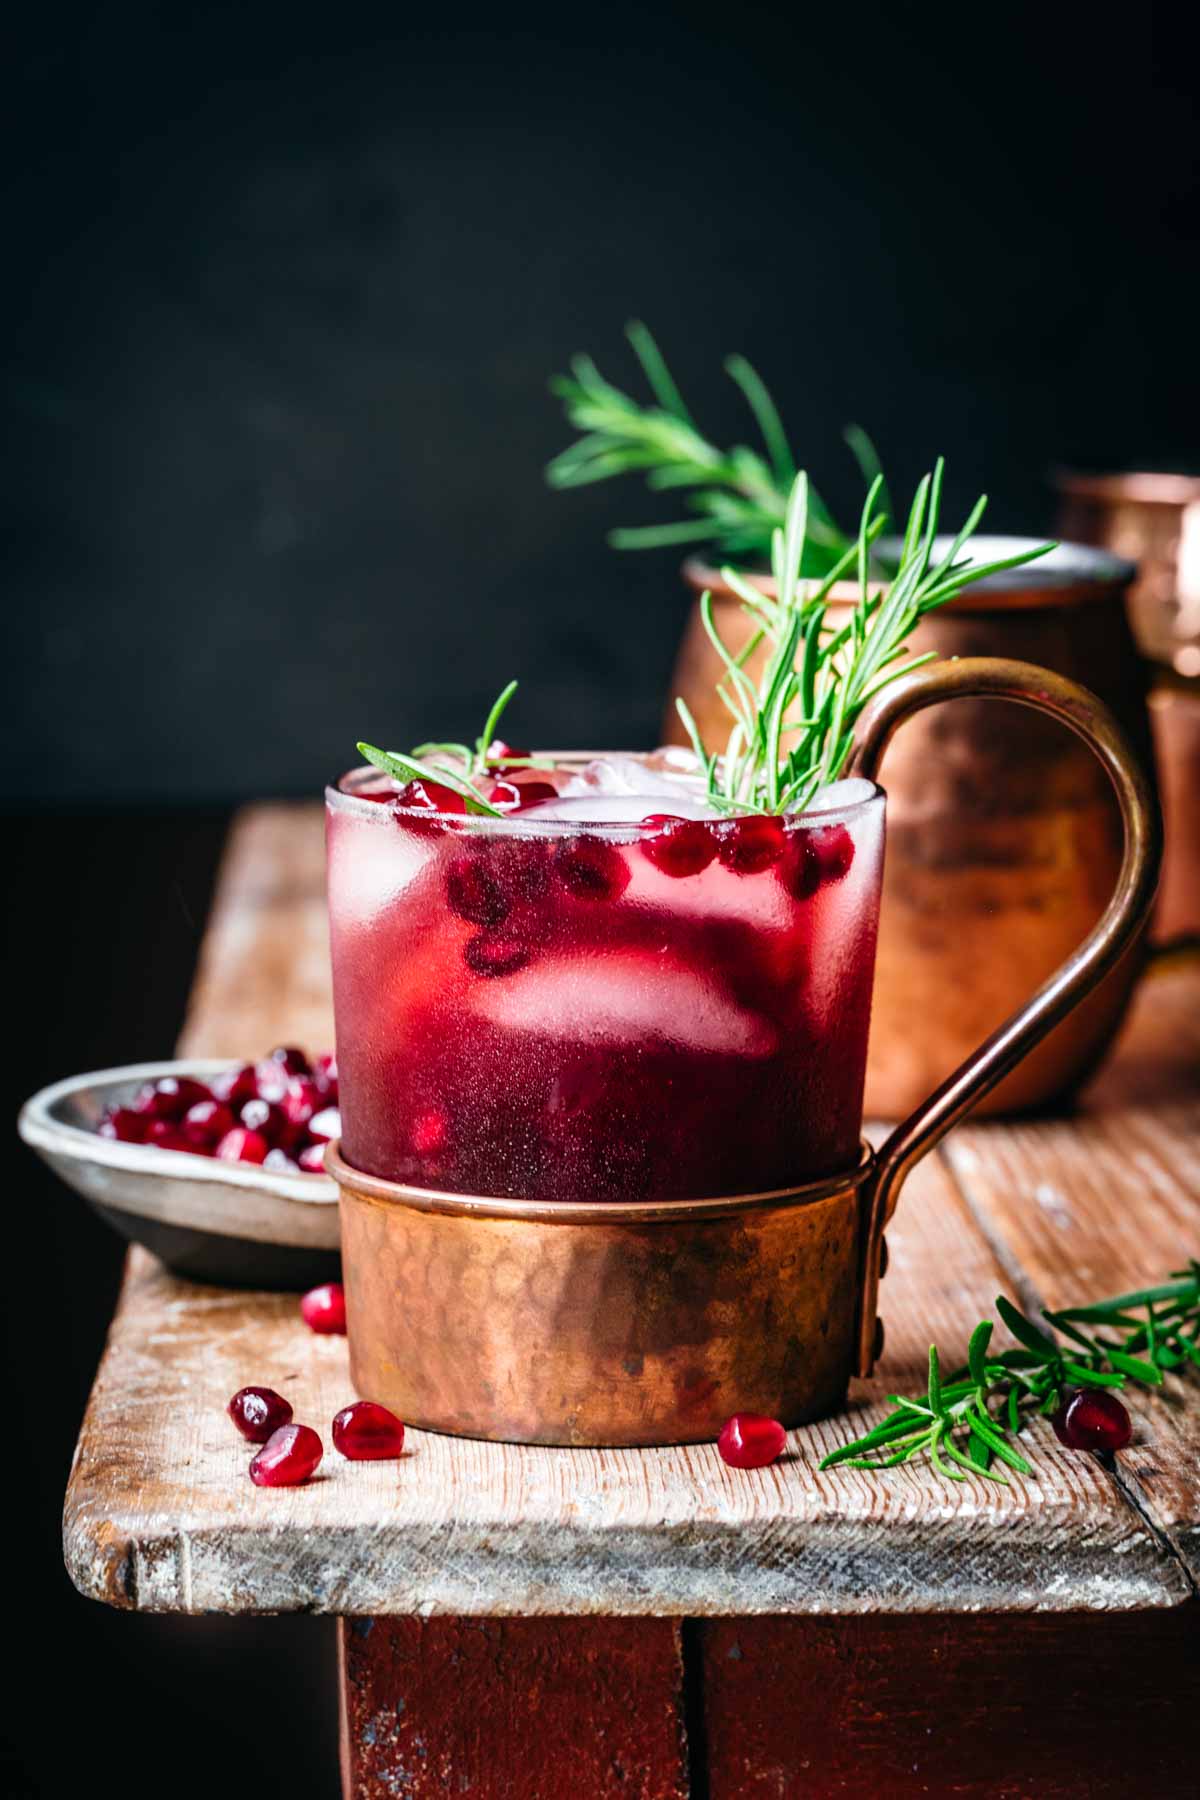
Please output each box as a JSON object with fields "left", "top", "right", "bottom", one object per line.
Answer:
{"left": 18, "top": 1047, "right": 341, "bottom": 1289}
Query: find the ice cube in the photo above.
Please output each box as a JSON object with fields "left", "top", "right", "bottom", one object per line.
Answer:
{"left": 798, "top": 776, "right": 877, "bottom": 817}
{"left": 534, "top": 752, "right": 712, "bottom": 822}
{"left": 469, "top": 950, "right": 776, "bottom": 1057}
{"left": 527, "top": 793, "right": 715, "bottom": 824}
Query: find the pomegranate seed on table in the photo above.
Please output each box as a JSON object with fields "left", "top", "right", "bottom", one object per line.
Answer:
{"left": 717, "top": 1413, "right": 787, "bottom": 1469}
{"left": 215, "top": 1126, "right": 271, "bottom": 1165}
{"left": 313, "top": 1053, "right": 338, "bottom": 1098}
{"left": 263, "top": 1148, "right": 300, "bottom": 1173}
{"left": 145, "top": 1120, "right": 194, "bottom": 1153}
{"left": 228, "top": 1386, "right": 294, "bottom": 1443}
{"left": 249, "top": 1423, "right": 323, "bottom": 1487}
{"left": 554, "top": 836, "right": 631, "bottom": 901}
{"left": 240, "top": 1097, "right": 288, "bottom": 1141}
{"left": 282, "top": 1078, "right": 321, "bottom": 1129}
{"left": 297, "top": 1142, "right": 328, "bottom": 1173}
{"left": 640, "top": 814, "right": 717, "bottom": 878}
{"left": 447, "top": 854, "right": 510, "bottom": 926}
{"left": 332, "top": 1401, "right": 406, "bottom": 1461}
{"left": 267, "top": 1045, "right": 310, "bottom": 1077}
{"left": 1052, "top": 1389, "right": 1132, "bottom": 1452}
{"left": 182, "top": 1099, "right": 236, "bottom": 1148}
{"left": 301, "top": 1282, "right": 347, "bottom": 1334}
{"left": 99, "top": 1106, "right": 149, "bottom": 1143}
{"left": 253, "top": 1059, "right": 292, "bottom": 1104}
{"left": 715, "top": 815, "right": 786, "bottom": 875}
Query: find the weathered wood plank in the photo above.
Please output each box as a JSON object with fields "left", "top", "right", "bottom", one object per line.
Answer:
{"left": 62, "top": 806, "right": 1197, "bottom": 1618}
{"left": 943, "top": 955, "right": 1200, "bottom": 1581}
{"left": 62, "top": 1153, "right": 1184, "bottom": 1618}
{"left": 339, "top": 1617, "right": 689, "bottom": 1800}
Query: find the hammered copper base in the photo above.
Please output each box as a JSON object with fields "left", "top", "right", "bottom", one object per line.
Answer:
{"left": 331, "top": 1146, "right": 871, "bottom": 1448}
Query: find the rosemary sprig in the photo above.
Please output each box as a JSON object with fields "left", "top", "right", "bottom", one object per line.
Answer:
{"left": 821, "top": 1262, "right": 1200, "bottom": 1488}
{"left": 547, "top": 322, "right": 873, "bottom": 568}
{"left": 676, "top": 462, "right": 1053, "bottom": 816}
{"left": 357, "top": 680, "right": 527, "bottom": 817}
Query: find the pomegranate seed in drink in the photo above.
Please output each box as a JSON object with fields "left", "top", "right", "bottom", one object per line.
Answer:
{"left": 496, "top": 778, "right": 559, "bottom": 811}
{"left": 228, "top": 1386, "right": 293, "bottom": 1442}
{"left": 211, "top": 1063, "right": 258, "bottom": 1107}
{"left": 782, "top": 822, "right": 856, "bottom": 899}
{"left": 332, "top": 1400, "right": 406, "bottom": 1460}
{"left": 447, "top": 854, "right": 510, "bottom": 926}
{"left": 715, "top": 815, "right": 786, "bottom": 875}
{"left": 412, "top": 1110, "right": 448, "bottom": 1154}
{"left": 1052, "top": 1389, "right": 1132, "bottom": 1452}
{"left": 717, "top": 1413, "right": 787, "bottom": 1469}
{"left": 182, "top": 1099, "right": 236, "bottom": 1148}
{"left": 297, "top": 1142, "right": 328, "bottom": 1173}
{"left": 554, "top": 836, "right": 631, "bottom": 901}
{"left": 249, "top": 1423, "right": 323, "bottom": 1487}
{"left": 215, "top": 1126, "right": 270, "bottom": 1165}
{"left": 394, "top": 778, "right": 468, "bottom": 816}
{"left": 485, "top": 740, "right": 527, "bottom": 765}
{"left": 640, "top": 814, "right": 717, "bottom": 878}
{"left": 463, "top": 931, "right": 531, "bottom": 978}
{"left": 99, "top": 1107, "right": 149, "bottom": 1144}
{"left": 301, "top": 1282, "right": 347, "bottom": 1334}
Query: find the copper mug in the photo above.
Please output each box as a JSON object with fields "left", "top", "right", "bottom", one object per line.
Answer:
{"left": 330, "top": 660, "right": 1160, "bottom": 1447}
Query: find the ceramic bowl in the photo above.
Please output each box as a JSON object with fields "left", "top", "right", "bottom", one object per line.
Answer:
{"left": 18, "top": 1060, "right": 340, "bottom": 1289}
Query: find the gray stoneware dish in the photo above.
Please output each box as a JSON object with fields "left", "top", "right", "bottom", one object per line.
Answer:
{"left": 18, "top": 1060, "right": 340, "bottom": 1289}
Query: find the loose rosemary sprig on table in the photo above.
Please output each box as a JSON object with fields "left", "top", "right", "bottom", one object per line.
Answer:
{"left": 821, "top": 1263, "right": 1200, "bottom": 1488}
{"left": 676, "top": 461, "right": 1052, "bottom": 816}
{"left": 547, "top": 321, "right": 872, "bottom": 567}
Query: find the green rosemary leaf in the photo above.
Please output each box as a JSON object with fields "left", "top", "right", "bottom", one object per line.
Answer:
{"left": 1062, "top": 1360, "right": 1127, "bottom": 1388}
{"left": 474, "top": 680, "right": 519, "bottom": 773}
{"left": 996, "top": 1295, "right": 1058, "bottom": 1357}
{"left": 966, "top": 1405, "right": 1032, "bottom": 1474}
{"left": 1042, "top": 1310, "right": 1101, "bottom": 1356}
{"left": 843, "top": 424, "right": 893, "bottom": 529}
{"left": 1006, "top": 1383, "right": 1022, "bottom": 1435}
{"left": 927, "top": 1343, "right": 944, "bottom": 1415}
{"left": 1106, "top": 1349, "right": 1164, "bottom": 1387}
{"left": 625, "top": 319, "right": 695, "bottom": 425}
{"left": 725, "top": 354, "right": 795, "bottom": 487}
{"left": 930, "top": 1432, "right": 968, "bottom": 1483}
{"left": 947, "top": 1437, "right": 1008, "bottom": 1484}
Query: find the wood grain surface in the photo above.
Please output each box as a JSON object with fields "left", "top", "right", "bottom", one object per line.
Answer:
{"left": 63, "top": 804, "right": 1200, "bottom": 1619}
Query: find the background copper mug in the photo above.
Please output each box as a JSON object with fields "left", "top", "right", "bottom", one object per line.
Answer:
{"left": 332, "top": 661, "right": 1160, "bottom": 1446}
{"left": 670, "top": 542, "right": 1156, "bottom": 1118}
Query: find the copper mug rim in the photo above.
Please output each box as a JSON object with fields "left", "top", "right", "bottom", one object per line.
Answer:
{"left": 325, "top": 1139, "right": 876, "bottom": 1227}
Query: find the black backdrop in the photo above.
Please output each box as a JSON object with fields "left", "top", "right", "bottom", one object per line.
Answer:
{"left": 5, "top": 3, "right": 1197, "bottom": 1796}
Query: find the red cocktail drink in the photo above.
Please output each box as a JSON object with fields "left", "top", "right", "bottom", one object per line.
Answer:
{"left": 327, "top": 757, "right": 884, "bottom": 1203}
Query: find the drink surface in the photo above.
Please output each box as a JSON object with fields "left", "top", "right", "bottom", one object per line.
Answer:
{"left": 326, "top": 756, "right": 884, "bottom": 1202}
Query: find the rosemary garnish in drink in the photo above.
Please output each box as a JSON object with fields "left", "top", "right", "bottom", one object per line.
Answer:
{"left": 547, "top": 321, "right": 869, "bottom": 566}
{"left": 358, "top": 681, "right": 530, "bottom": 818}
{"left": 822, "top": 1264, "right": 1200, "bottom": 1487}
{"left": 675, "top": 462, "right": 1051, "bottom": 816}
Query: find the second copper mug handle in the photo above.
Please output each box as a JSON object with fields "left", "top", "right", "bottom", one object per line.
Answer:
{"left": 848, "top": 656, "right": 1162, "bottom": 1376}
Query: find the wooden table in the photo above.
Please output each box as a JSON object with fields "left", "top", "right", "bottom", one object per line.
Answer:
{"left": 64, "top": 805, "right": 1200, "bottom": 1798}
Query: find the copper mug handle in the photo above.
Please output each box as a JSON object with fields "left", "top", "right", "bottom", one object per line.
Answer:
{"left": 848, "top": 656, "right": 1162, "bottom": 1376}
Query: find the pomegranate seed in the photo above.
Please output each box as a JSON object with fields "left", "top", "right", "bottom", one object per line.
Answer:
{"left": 463, "top": 931, "right": 531, "bottom": 978}
{"left": 394, "top": 778, "right": 468, "bottom": 816}
{"left": 554, "top": 836, "right": 631, "bottom": 901}
{"left": 211, "top": 1063, "right": 258, "bottom": 1106}
{"left": 145, "top": 1120, "right": 194, "bottom": 1152}
{"left": 253, "top": 1059, "right": 291, "bottom": 1104}
{"left": 249, "top": 1423, "right": 323, "bottom": 1487}
{"left": 99, "top": 1106, "right": 149, "bottom": 1143}
{"left": 301, "top": 1282, "right": 347, "bottom": 1334}
{"left": 133, "top": 1075, "right": 212, "bottom": 1120}
{"left": 313, "top": 1052, "right": 338, "bottom": 1098}
{"left": 307, "top": 1106, "right": 341, "bottom": 1142}
{"left": 715, "top": 815, "right": 786, "bottom": 875}
{"left": 215, "top": 1126, "right": 270, "bottom": 1165}
{"left": 268, "top": 1045, "right": 310, "bottom": 1076}
{"left": 412, "top": 1110, "right": 448, "bottom": 1154}
{"left": 490, "top": 839, "right": 552, "bottom": 901}
{"left": 485, "top": 777, "right": 522, "bottom": 811}
{"left": 297, "top": 1142, "right": 328, "bottom": 1173}
{"left": 228, "top": 1386, "right": 293, "bottom": 1443}
{"left": 447, "top": 854, "right": 510, "bottom": 926}
{"left": 717, "top": 1413, "right": 787, "bottom": 1469}
{"left": 263, "top": 1148, "right": 300, "bottom": 1173}
{"left": 640, "top": 814, "right": 717, "bottom": 878}
{"left": 182, "top": 1099, "right": 236, "bottom": 1148}
{"left": 332, "top": 1400, "right": 406, "bottom": 1461}
{"left": 782, "top": 822, "right": 856, "bottom": 899}
{"left": 486, "top": 740, "right": 527, "bottom": 765}
{"left": 1052, "top": 1389, "right": 1132, "bottom": 1452}
{"left": 501, "top": 778, "right": 559, "bottom": 811}
{"left": 282, "top": 1078, "right": 320, "bottom": 1130}
{"left": 240, "top": 1097, "right": 287, "bottom": 1142}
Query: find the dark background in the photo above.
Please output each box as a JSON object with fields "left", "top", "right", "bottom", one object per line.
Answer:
{"left": 5, "top": 3, "right": 1197, "bottom": 1795}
